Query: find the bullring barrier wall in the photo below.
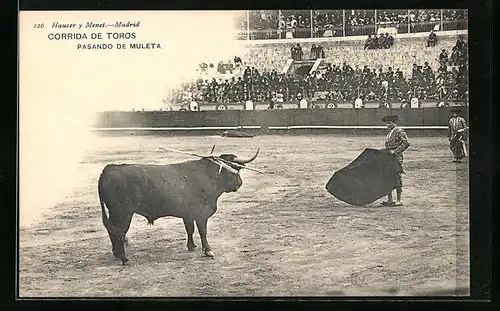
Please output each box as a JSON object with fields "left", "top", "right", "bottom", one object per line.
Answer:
{"left": 94, "top": 106, "right": 467, "bottom": 136}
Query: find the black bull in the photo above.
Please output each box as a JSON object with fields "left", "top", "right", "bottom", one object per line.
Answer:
{"left": 98, "top": 150, "right": 259, "bottom": 264}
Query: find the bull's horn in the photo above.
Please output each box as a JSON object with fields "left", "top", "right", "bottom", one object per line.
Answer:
{"left": 233, "top": 148, "right": 260, "bottom": 165}
{"left": 210, "top": 145, "right": 216, "bottom": 154}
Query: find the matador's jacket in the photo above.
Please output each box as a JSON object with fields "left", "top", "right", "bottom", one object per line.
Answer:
{"left": 448, "top": 116, "right": 467, "bottom": 137}
{"left": 384, "top": 126, "right": 410, "bottom": 187}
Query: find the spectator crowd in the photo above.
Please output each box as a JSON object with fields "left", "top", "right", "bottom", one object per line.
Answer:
{"left": 364, "top": 33, "right": 394, "bottom": 49}
{"left": 427, "top": 30, "right": 438, "bottom": 47}
{"left": 290, "top": 43, "right": 326, "bottom": 61}
{"left": 239, "top": 9, "right": 467, "bottom": 39}
{"left": 167, "top": 37, "right": 468, "bottom": 108}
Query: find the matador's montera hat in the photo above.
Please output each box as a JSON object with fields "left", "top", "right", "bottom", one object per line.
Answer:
{"left": 382, "top": 115, "right": 399, "bottom": 122}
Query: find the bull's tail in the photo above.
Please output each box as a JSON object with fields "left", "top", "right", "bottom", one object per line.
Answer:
{"left": 99, "top": 168, "right": 119, "bottom": 235}
{"left": 100, "top": 199, "right": 110, "bottom": 228}
{"left": 99, "top": 178, "right": 120, "bottom": 235}
{"left": 100, "top": 200, "right": 119, "bottom": 235}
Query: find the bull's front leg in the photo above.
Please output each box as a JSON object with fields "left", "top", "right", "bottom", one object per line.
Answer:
{"left": 195, "top": 217, "right": 214, "bottom": 257}
{"left": 183, "top": 218, "right": 197, "bottom": 251}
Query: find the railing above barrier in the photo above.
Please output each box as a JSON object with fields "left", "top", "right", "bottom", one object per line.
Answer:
{"left": 166, "top": 99, "right": 467, "bottom": 111}
{"left": 170, "top": 86, "right": 469, "bottom": 107}
{"left": 234, "top": 10, "right": 467, "bottom": 41}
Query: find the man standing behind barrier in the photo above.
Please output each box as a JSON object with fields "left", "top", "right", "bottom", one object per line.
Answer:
{"left": 381, "top": 115, "right": 410, "bottom": 206}
{"left": 448, "top": 107, "right": 468, "bottom": 163}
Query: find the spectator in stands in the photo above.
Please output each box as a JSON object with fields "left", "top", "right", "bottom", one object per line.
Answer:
{"left": 378, "top": 33, "right": 387, "bottom": 48}
{"left": 248, "top": 10, "right": 279, "bottom": 39}
{"left": 346, "top": 10, "right": 375, "bottom": 26}
{"left": 312, "top": 10, "right": 343, "bottom": 37}
{"left": 438, "top": 62, "right": 448, "bottom": 75}
{"left": 365, "top": 90, "right": 376, "bottom": 101}
{"left": 427, "top": 30, "right": 437, "bottom": 47}
{"left": 379, "top": 101, "right": 389, "bottom": 108}
{"left": 268, "top": 97, "right": 275, "bottom": 109}
{"left": 384, "top": 33, "right": 394, "bottom": 48}
{"left": 226, "top": 61, "right": 235, "bottom": 74}
{"left": 455, "top": 36, "right": 466, "bottom": 50}
{"left": 364, "top": 35, "right": 372, "bottom": 50}
{"left": 217, "top": 61, "right": 226, "bottom": 74}
{"left": 234, "top": 56, "right": 242, "bottom": 67}
{"left": 291, "top": 43, "right": 303, "bottom": 60}
{"left": 251, "top": 66, "right": 259, "bottom": 77}
{"left": 377, "top": 10, "right": 410, "bottom": 26}
{"left": 451, "top": 37, "right": 468, "bottom": 68}
{"left": 318, "top": 45, "right": 325, "bottom": 58}
{"left": 280, "top": 10, "right": 312, "bottom": 38}
{"left": 412, "top": 63, "right": 420, "bottom": 80}
{"left": 364, "top": 33, "right": 393, "bottom": 49}
{"left": 310, "top": 44, "right": 318, "bottom": 60}
{"left": 449, "top": 46, "right": 459, "bottom": 66}
{"left": 422, "top": 62, "right": 433, "bottom": 78}
{"left": 244, "top": 66, "right": 251, "bottom": 78}
{"left": 199, "top": 62, "right": 208, "bottom": 74}
{"left": 439, "top": 49, "right": 449, "bottom": 65}
{"left": 458, "top": 46, "right": 468, "bottom": 66}
{"left": 309, "top": 44, "right": 325, "bottom": 60}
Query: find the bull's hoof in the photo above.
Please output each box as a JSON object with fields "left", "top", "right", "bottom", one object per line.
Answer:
{"left": 203, "top": 250, "right": 215, "bottom": 257}
{"left": 121, "top": 258, "right": 130, "bottom": 265}
{"left": 187, "top": 244, "right": 197, "bottom": 251}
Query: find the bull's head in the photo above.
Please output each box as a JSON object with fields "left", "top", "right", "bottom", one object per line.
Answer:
{"left": 158, "top": 146, "right": 261, "bottom": 193}
{"left": 210, "top": 148, "right": 260, "bottom": 193}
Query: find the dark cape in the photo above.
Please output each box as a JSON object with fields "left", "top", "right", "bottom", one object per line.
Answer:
{"left": 449, "top": 130, "right": 467, "bottom": 159}
{"left": 325, "top": 148, "right": 403, "bottom": 206}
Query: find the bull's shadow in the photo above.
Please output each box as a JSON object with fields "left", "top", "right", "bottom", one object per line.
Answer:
{"left": 98, "top": 234, "right": 217, "bottom": 267}
{"left": 325, "top": 198, "right": 401, "bottom": 209}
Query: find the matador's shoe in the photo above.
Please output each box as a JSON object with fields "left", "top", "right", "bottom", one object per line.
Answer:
{"left": 381, "top": 201, "right": 396, "bottom": 206}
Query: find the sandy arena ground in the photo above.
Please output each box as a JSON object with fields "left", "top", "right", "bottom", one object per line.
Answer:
{"left": 18, "top": 134, "right": 470, "bottom": 297}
